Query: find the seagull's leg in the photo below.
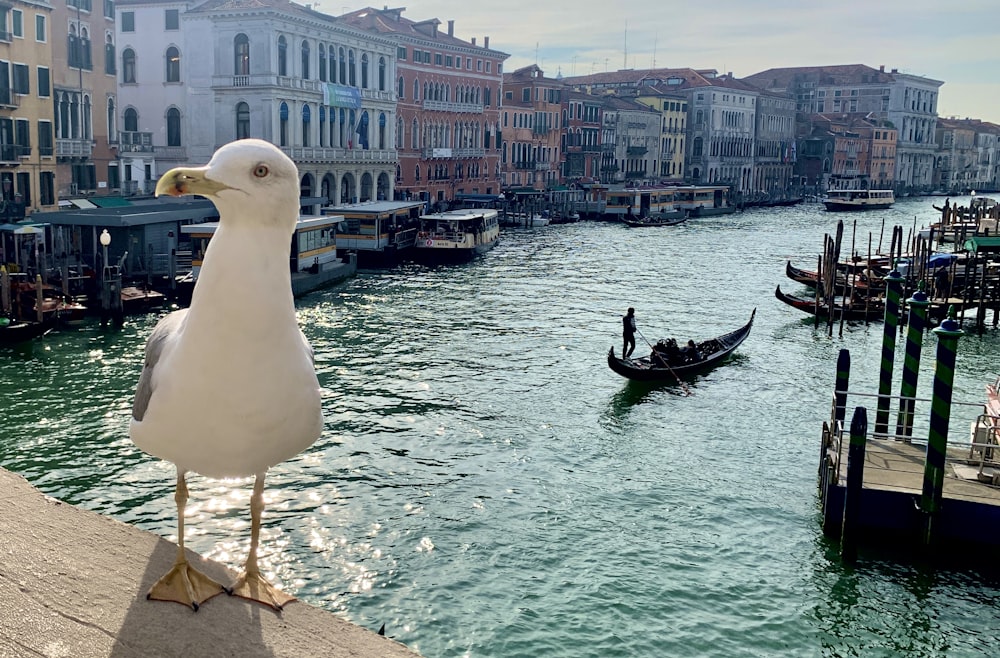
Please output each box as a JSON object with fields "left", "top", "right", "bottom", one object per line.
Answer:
{"left": 147, "top": 468, "right": 225, "bottom": 611}
{"left": 228, "top": 471, "right": 296, "bottom": 611}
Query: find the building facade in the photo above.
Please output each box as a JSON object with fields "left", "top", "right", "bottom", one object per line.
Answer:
{"left": 53, "top": 0, "right": 118, "bottom": 199}
{"left": 0, "top": 0, "right": 57, "bottom": 217}
{"left": 752, "top": 90, "right": 796, "bottom": 195}
{"left": 634, "top": 90, "right": 686, "bottom": 182}
{"left": 600, "top": 95, "right": 660, "bottom": 185}
{"left": 561, "top": 89, "right": 602, "bottom": 184}
{"left": 341, "top": 8, "right": 507, "bottom": 206}
{"left": 501, "top": 64, "right": 563, "bottom": 192}
{"left": 117, "top": 0, "right": 398, "bottom": 204}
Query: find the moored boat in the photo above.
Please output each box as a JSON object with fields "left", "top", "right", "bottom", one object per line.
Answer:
{"left": 785, "top": 260, "right": 884, "bottom": 294}
{"left": 607, "top": 309, "right": 755, "bottom": 382}
{"left": 621, "top": 213, "right": 688, "bottom": 228}
{"left": 822, "top": 189, "right": 895, "bottom": 211}
{"left": 0, "top": 314, "right": 56, "bottom": 345}
{"left": 774, "top": 285, "right": 884, "bottom": 321}
{"left": 410, "top": 208, "right": 501, "bottom": 264}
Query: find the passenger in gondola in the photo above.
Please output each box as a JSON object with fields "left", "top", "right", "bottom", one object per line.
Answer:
{"left": 680, "top": 340, "right": 702, "bottom": 363}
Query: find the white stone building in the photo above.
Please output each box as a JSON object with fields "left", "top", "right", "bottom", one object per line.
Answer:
{"left": 116, "top": 0, "right": 398, "bottom": 203}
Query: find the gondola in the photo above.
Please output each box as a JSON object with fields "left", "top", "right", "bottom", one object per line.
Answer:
{"left": 785, "top": 260, "right": 884, "bottom": 294}
{"left": 621, "top": 213, "right": 688, "bottom": 228}
{"left": 774, "top": 285, "right": 884, "bottom": 321}
{"left": 607, "top": 309, "right": 755, "bottom": 382}
{"left": 0, "top": 314, "right": 56, "bottom": 346}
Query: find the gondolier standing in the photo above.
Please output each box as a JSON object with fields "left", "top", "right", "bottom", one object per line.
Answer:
{"left": 622, "top": 307, "right": 637, "bottom": 358}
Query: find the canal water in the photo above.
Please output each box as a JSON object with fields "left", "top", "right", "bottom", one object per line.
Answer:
{"left": 4, "top": 196, "right": 1000, "bottom": 657}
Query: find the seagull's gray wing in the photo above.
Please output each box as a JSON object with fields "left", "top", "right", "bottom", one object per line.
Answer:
{"left": 132, "top": 309, "right": 188, "bottom": 422}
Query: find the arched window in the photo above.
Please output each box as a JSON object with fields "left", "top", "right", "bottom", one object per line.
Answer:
{"left": 234, "top": 34, "right": 250, "bottom": 75}
{"left": 236, "top": 102, "right": 250, "bottom": 139}
{"left": 411, "top": 118, "right": 418, "bottom": 149}
{"left": 397, "top": 76, "right": 404, "bottom": 99}
{"left": 378, "top": 57, "right": 386, "bottom": 91}
{"left": 378, "top": 112, "right": 386, "bottom": 150}
{"left": 360, "top": 53, "right": 369, "bottom": 88}
{"left": 301, "top": 41, "right": 310, "bottom": 80}
{"left": 104, "top": 33, "right": 116, "bottom": 75}
{"left": 348, "top": 50, "right": 356, "bottom": 86}
{"left": 396, "top": 117, "right": 403, "bottom": 148}
{"left": 277, "top": 36, "right": 287, "bottom": 76}
{"left": 166, "top": 108, "right": 181, "bottom": 146}
{"left": 279, "top": 101, "right": 288, "bottom": 147}
{"left": 165, "top": 46, "right": 180, "bottom": 82}
{"left": 106, "top": 97, "right": 115, "bottom": 139}
{"left": 329, "top": 46, "right": 337, "bottom": 83}
{"left": 301, "top": 104, "right": 311, "bottom": 147}
{"left": 338, "top": 47, "right": 346, "bottom": 83}
{"left": 413, "top": 78, "right": 419, "bottom": 101}
{"left": 318, "top": 44, "right": 327, "bottom": 81}
{"left": 123, "top": 107, "right": 138, "bottom": 132}
{"left": 122, "top": 48, "right": 136, "bottom": 83}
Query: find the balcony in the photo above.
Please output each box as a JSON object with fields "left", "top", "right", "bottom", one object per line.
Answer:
{"left": 626, "top": 146, "right": 647, "bottom": 156}
{"left": 0, "top": 143, "right": 28, "bottom": 164}
{"left": 513, "top": 160, "right": 536, "bottom": 170}
{"left": 282, "top": 146, "right": 397, "bottom": 164}
{"left": 601, "top": 144, "right": 616, "bottom": 153}
{"left": 154, "top": 145, "right": 187, "bottom": 160}
{"left": 421, "top": 147, "right": 485, "bottom": 159}
{"left": 535, "top": 162, "right": 550, "bottom": 170}
{"left": 56, "top": 138, "right": 94, "bottom": 158}
{"left": 118, "top": 131, "right": 154, "bottom": 153}
{"left": 422, "top": 99, "right": 483, "bottom": 113}
{"left": 0, "top": 88, "right": 19, "bottom": 109}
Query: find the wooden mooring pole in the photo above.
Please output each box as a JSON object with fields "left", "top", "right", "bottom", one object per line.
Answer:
{"left": 895, "top": 286, "right": 930, "bottom": 441}
{"left": 875, "top": 269, "right": 905, "bottom": 437}
{"left": 842, "top": 406, "right": 868, "bottom": 563}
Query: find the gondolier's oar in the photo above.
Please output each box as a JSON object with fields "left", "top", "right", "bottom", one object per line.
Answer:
{"left": 636, "top": 328, "right": 691, "bottom": 396}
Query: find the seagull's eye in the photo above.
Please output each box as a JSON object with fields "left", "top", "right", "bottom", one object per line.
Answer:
{"left": 253, "top": 165, "right": 269, "bottom": 178}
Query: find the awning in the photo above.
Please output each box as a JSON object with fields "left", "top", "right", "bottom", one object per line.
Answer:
{"left": 68, "top": 199, "right": 98, "bottom": 209}
{"left": 0, "top": 223, "right": 46, "bottom": 235}
{"left": 90, "top": 197, "right": 132, "bottom": 208}
{"left": 964, "top": 237, "right": 1000, "bottom": 253}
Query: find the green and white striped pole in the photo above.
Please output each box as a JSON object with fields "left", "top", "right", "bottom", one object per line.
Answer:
{"left": 895, "top": 284, "right": 930, "bottom": 441}
{"left": 920, "top": 310, "right": 964, "bottom": 526}
{"left": 875, "top": 270, "right": 904, "bottom": 437}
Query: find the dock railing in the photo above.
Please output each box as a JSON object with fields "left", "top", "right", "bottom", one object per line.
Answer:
{"left": 824, "top": 388, "right": 988, "bottom": 487}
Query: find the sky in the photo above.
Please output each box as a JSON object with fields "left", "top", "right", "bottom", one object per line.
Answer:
{"left": 329, "top": 0, "right": 1000, "bottom": 124}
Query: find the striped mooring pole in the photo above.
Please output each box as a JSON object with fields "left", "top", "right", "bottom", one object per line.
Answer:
{"left": 875, "top": 270, "right": 905, "bottom": 437}
{"left": 919, "top": 311, "right": 965, "bottom": 541}
{"left": 895, "top": 285, "right": 930, "bottom": 440}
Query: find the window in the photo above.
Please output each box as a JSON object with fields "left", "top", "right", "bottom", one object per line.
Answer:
{"left": 301, "top": 104, "right": 310, "bottom": 146}
{"left": 36, "top": 66, "right": 49, "bottom": 97}
{"left": 165, "top": 46, "right": 179, "bottom": 82}
{"left": 38, "top": 120, "right": 53, "bottom": 157}
{"left": 40, "top": 171, "right": 54, "bottom": 205}
{"left": 12, "top": 64, "right": 28, "bottom": 95}
{"left": 14, "top": 118, "right": 29, "bottom": 157}
{"left": 397, "top": 76, "right": 403, "bottom": 99}
{"left": 397, "top": 47, "right": 406, "bottom": 60}
{"left": 234, "top": 34, "right": 249, "bottom": 75}
{"left": 277, "top": 36, "right": 287, "bottom": 76}
{"left": 318, "top": 44, "right": 326, "bottom": 81}
{"left": 35, "top": 14, "right": 44, "bottom": 42}
{"left": 360, "top": 53, "right": 368, "bottom": 88}
{"left": 106, "top": 97, "right": 114, "bottom": 141}
{"left": 16, "top": 171, "right": 30, "bottom": 206}
{"left": 278, "top": 101, "right": 288, "bottom": 146}
{"left": 521, "top": 88, "right": 529, "bottom": 102}
{"left": 104, "top": 33, "right": 115, "bottom": 75}
{"left": 12, "top": 10, "right": 21, "bottom": 38}
{"left": 120, "top": 10, "right": 134, "bottom": 31}
{"left": 122, "top": 48, "right": 135, "bottom": 83}
{"left": 104, "top": 0, "right": 114, "bottom": 19}
{"left": 348, "top": 50, "right": 355, "bottom": 86}
{"left": 300, "top": 40, "right": 309, "bottom": 79}
{"left": 378, "top": 57, "right": 385, "bottom": 91}
{"left": 477, "top": 59, "right": 482, "bottom": 72}
{"left": 434, "top": 53, "right": 442, "bottom": 66}
{"left": 165, "top": 9, "right": 178, "bottom": 30}
{"left": 338, "top": 47, "right": 345, "bottom": 83}
{"left": 166, "top": 107, "right": 180, "bottom": 146}
{"left": 123, "top": 107, "right": 137, "bottom": 131}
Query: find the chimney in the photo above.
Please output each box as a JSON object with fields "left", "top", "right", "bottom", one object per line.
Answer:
{"left": 891, "top": 68, "right": 898, "bottom": 73}
{"left": 879, "top": 65, "right": 884, "bottom": 72}
{"left": 471, "top": 37, "right": 476, "bottom": 46}
{"left": 484, "top": 36, "right": 489, "bottom": 49}
{"left": 448, "top": 20, "right": 454, "bottom": 36}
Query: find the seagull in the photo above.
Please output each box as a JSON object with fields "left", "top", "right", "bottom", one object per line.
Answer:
{"left": 130, "top": 139, "right": 323, "bottom": 611}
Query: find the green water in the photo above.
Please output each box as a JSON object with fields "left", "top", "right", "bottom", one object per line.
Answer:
{"left": 3, "top": 197, "right": 1000, "bottom": 657}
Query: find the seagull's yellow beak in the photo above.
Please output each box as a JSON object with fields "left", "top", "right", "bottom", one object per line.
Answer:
{"left": 155, "top": 167, "right": 233, "bottom": 198}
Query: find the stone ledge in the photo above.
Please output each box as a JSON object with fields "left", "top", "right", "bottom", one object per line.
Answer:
{"left": 0, "top": 467, "right": 420, "bottom": 658}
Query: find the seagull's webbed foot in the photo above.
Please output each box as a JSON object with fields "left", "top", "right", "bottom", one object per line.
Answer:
{"left": 228, "top": 570, "right": 296, "bottom": 611}
{"left": 147, "top": 560, "right": 225, "bottom": 611}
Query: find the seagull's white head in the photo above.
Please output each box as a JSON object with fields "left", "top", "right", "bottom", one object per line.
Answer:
{"left": 155, "top": 139, "right": 300, "bottom": 230}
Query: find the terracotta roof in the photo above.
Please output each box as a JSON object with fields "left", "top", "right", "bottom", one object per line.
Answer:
{"left": 339, "top": 6, "right": 507, "bottom": 55}
{"left": 743, "top": 64, "right": 894, "bottom": 90}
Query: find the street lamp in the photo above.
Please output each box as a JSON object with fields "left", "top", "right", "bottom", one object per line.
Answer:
{"left": 100, "top": 229, "right": 111, "bottom": 270}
